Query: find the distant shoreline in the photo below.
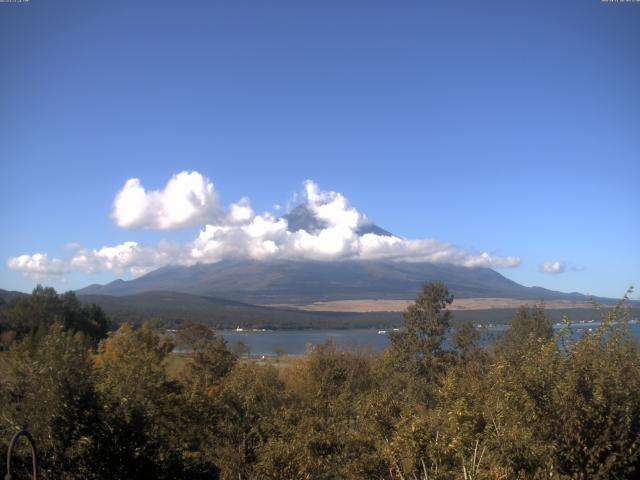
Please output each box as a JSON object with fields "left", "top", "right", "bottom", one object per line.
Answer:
{"left": 260, "top": 297, "right": 614, "bottom": 313}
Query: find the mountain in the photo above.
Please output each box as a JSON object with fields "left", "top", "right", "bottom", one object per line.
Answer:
{"left": 80, "top": 206, "right": 589, "bottom": 303}
{"left": 76, "top": 290, "right": 626, "bottom": 330}
{"left": 76, "top": 290, "right": 400, "bottom": 329}
{"left": 77, "top": 258, "right": 587, "bottom": 304}
{"left": 0, "top": 288, "right": 27, "bottom": 302}
{"left": 284, "top": 204, "right": 394, "bottom": 237}
{"left": 6, "top": 209, "right": 626, "bottom": 329}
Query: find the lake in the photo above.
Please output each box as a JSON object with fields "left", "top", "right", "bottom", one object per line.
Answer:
{"left": 219, "top": 321, "right": 640, "bottom": 356}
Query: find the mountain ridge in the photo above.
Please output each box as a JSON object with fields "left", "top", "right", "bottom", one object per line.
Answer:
{"left": 72, "top": 210, "right": 605, "bottom": 312}
{"left": 283, "top": 204, "right": 394, "bottom": 237}
{"left": 76, "top": 258, "right": 590, "bottom": 304}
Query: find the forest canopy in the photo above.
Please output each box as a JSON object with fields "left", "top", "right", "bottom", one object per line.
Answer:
{"left": 0, "top": 283, "right": 639, "bottom": 479}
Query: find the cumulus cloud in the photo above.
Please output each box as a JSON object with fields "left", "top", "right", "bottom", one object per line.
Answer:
{"left": 227, "top": 197, "right": 255, "bottom": 224}
{"left": 7, "top": 254, "right": 70, "bottom": 280}
{"left": 8, "top": 176, "right": 522, "bottom": 280}
{"left": 8, "top": 240, "right": 188, "bottom": 280}
{"left": 540, "top": 260, "right": 565, "bottom": 274}
{"left": 11, "top": 237, "right": 207, "bottom": 281}
{"left": 68, "top": 241, "right": 180, "bottom": 277}
{"left": 356, "top": 235, "right": 520, "bottom": 267}
{"left": 112, "top": 171, "right": 221, "bottom": 229}
{"left": 305, "top": 180, "right": 360, "bottom": 229}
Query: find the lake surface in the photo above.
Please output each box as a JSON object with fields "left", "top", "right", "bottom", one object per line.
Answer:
{"left": 219, "top": 322, "right": 640, "bottom": 356}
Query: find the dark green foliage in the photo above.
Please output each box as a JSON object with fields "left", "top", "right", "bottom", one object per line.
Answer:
{"left": 503, "top": 304, "right": 554, "bottom": 347}
{"left": 184, "top": 338, "right": 238, "bottom": 402}
{"left": 0, "top": 285, "right": 110, "bottom": 347}
{"left": 93, "top": 322, "right": 187, "bottom": 479}
{"left": 175, "top": 320, "right": 216, "bottom": 351}
{"left": 0, "top": 324, "right": 104, "bottom": 479}
{"left": 391, "top": 281, "right": 454, "bottom": 357}
{"left": 257, "top": 342, "right": 384, "bottom": 479}
{"left": 385, "top": 281, "right": 454, "bottom": 404}
{"left": 214, "top": 364, "right": 285, "bottom": 479}
{"left": 453, "top": 320, "right": 480, "bottom": 359}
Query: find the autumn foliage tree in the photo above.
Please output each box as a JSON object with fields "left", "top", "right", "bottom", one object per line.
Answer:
{"left": 1, "top": 284, "right": 639, "bottom": 479}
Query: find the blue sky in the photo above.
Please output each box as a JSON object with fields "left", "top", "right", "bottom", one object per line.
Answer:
{"left": 0, "top": 0, "right": 638, "bottom": 299}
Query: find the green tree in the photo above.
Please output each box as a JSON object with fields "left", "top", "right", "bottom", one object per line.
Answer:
{"left": 186, "top": 336, "right": 237, "bottom": 394}
{"left": 93, "top": 322, "right": 187, "bottom": 479}
{"left": 384, "top": 281, "right": 454, "bottom": 404}
{"left": 501, "top": 304, "right": 553, "bottom": 350}
{"left": 215, "top": 364, "right": 285, "bottom": 480}
{"left": 453, "top": 320, "right": 480, "bottom": 360}
{"left": 0, "top": 286, "right": 109, "bottom": 345}
{"left": 176, "top": 324, "right": 237, "bottom": 478}
{"left": 258, "top": 342, "right": 383, "bottom": 479}
{"left": 231, "top": 339, "right": 250, "bottom": 357}
{"left": 175, "top": 321, "right": 215, "bottom": 352}
{"left": 0, "top": 324, "right": 104, "bottom": 479}
{"left": 389, "top": 281, "right": 454, "bottom": 360}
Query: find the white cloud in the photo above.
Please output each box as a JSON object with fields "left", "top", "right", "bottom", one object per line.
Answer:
{"left": 227, "top": 197, "right": 255, "bottom": 224}
{"left": 7, "top": 254, "right": 69, "bottom": 280}
{"left": 186, "top": 180, "right": 520, "bottom": 266}
{"left": 357, "top": 235, "right": 521, "bottom": 267}
{"left": 540, "top": 260, "right": 565, "bottom": 274}
{"left": 112, "top": 171, "right": 220, "bottom": 229}
{"left": 304, "top": 180, "right": 362, "bottom": 229}
{"left": 463, "top": 252, "right": 522, "bottom": 268}
{"left": 8, "top": 177, "right": 522, "bottom": 280}
{"left": 8, "top": 241, "right": 186, "bottom": 280}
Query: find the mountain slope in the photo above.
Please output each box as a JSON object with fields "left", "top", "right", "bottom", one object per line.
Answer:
{"left": 77, "top": 290, "right": 400, "bottom": 329}
{"left": 76, "top": 290, "right": 626, "bottom": 330}
{"left": 283, "top": 204, "right": 393, "bottom": 237}
{"left": 76, "top": 208, "right": 590, "bottom": 305}
{"left": 77, "top": 259, "right": 587, "bottom": 304}
{"left": 0, "top": 288, "right": 28, "bottom": 302}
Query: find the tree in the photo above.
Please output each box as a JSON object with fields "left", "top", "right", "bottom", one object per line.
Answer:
{"left": 503, "top": 304, "right": 553, "bottom": 346}
{"left": 186, "top": 336, "right": 237, "bottom": 393}
{"left": 385, "top": 281, "right": 454, "bottom": 403}
{"left": 231, "top": 339, "right": 250, "bottom": 357}
{"left": 176, "top": 327, "right": 240, "bottom": 479}
{"left": 0, "top": 324, "right": 104, "bottom": 479}
{"left": 175, "top": 321, "right": 215, "bottom": 352}
{"left": 390, "top": 281, "right": 453, "bottom": 357}
{"left": 93, "top": 322, "right": 186, "bottom": 479}
{"left": 215, "top": 364, "right": 285, "bottom": 479}
{"left": 453, "top": 320, "right": 480, "bottom": 360}
{"left": 258, "top": 341, "right": 382, "bottom": 479}
{"left": 273, "top": 344, "right": 287, "bottom": 361}
{"left": 0, "top": 286, "right": 110, "bottom": 345}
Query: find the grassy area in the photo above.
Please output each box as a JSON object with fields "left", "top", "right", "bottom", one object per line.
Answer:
{"left": 164, "top": 351, "right": 300, "bottom": 380}
{"left": 248, "top": 354, "right": 300, "bottom": 369}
